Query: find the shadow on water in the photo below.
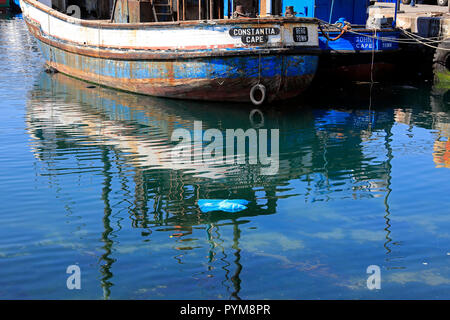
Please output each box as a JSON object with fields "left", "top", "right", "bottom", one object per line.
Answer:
{"left": 24, "top": 66, "right": 450, "bottom": 298}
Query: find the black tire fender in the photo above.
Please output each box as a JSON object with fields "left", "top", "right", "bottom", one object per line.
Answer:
{"left": 249, "top": 84, "right": 266, "bottom": 106}
{"left": 433, "top": 41, "right": 450, "bottom": 80}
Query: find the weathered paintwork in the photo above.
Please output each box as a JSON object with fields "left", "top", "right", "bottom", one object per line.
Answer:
{"left": 20, "top": 0, "right": 321, "bottom": 103}
{"left": 314, "top": 29, "right": 400, "bottom": 82}
{"left": 36, "top": 40, "right": 318, "bottom": 101}
{"left": 274, "top": 0, "right": 400, "bottom": 57}
{"left": 319, "top": 29, "right": 400, "bottom": 53}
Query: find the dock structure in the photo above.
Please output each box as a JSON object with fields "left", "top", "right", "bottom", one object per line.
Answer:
{"left": 369, "top": 3, "right": 449, "bottom": 37}
{"left": 368, "top": 2, "right": 450, "bottom": 84}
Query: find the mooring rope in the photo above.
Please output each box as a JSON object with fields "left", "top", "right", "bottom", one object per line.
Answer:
{"left": 401, "top": 28, "right": 450, "bottom": 50}
{"left": 370, "top": 28, "right": 376, "bottom": 85}
{"left": 257, "top": 16, "right": 261, "bottom": 84}
{"left": 318, "top": 22, "right": 350, "bottom": 41}
{"left": 368, "top": 28, "right": 376, "bottom": 127}
{"left": 317, "top": 18, "right": 450, "bottom": 47}
{"left": 328, "top": 0, "right": 335, "bottom": 24}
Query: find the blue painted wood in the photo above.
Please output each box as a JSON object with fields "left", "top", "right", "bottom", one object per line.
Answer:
{"left": 38, "top": 40, "right": 318, "bottom": 80}
{"left": 224, "top": 0, "right": 229, "bottom": 18}
{"left": 319, "top": 30, "right": 400, "bottom": 52}
{"left": 283, "top": 0, "right": 314, "bottom": 17}
{"left": 36, "top": 39, "right": 319, "bottom": 102}
{"left": 282, "top": 0, "right": 400, "bottom": 53}
{"left": 283, "top": 0, "right": 370, "bottom": 25}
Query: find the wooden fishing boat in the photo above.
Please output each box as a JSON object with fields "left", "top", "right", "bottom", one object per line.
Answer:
{"left": 19, "top": 0, "right": 321, "bottom": 104}
{"left": 279, "top": 0, "right": 401, "bottom": 82}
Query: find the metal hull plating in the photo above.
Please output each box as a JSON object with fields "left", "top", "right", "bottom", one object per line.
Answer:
{"left": 37, "top": 40, "right": 318, "bottom": 102}
{"left": 20, "top": 0, "right": 320, "bottom": 103}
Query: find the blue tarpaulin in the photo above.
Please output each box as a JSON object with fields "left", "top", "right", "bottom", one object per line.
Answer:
{"left": 198, "top": 199, "right": 250, "bottom": 213}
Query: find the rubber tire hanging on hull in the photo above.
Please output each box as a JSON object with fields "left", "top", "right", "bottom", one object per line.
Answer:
{"left": 433, "top": 41, "right": 450, "bottom": 84}
{"left": 250, "top": 84, "right": 266, "bottom": 106}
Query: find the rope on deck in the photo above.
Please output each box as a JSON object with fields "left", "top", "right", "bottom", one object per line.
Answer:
{"left": 317, "top": 18, "right": 450, "bottom": 50}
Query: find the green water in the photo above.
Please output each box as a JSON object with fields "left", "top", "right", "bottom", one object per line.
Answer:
{"left": 0, "top": 16, "right": 449, "bottom": 299}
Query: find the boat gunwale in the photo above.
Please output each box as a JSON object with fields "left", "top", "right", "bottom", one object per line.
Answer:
{"left": 23, "top": 0, "right": 321, "bottom": 60}
{"left": 21, "top": 0, "right": 319, "bottom": 29}
{"left": 322, "top": 27, "right": 400, "bottom": 33}
{"left": 27, "top": 19, "right": 321, "bottom": 60}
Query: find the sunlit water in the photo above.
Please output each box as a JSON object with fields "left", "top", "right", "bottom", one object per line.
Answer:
{"left": 0, "top": 16, "right": 449, "bottom": 299}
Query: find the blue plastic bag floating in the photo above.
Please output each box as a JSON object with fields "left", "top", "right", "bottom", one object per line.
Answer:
{"left": 198, "top": 199, "right": 250, "bottom": 213}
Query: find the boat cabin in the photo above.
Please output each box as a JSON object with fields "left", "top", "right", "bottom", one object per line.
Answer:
{"left": 281, "top": 0, "right": 371, "bottom": 24}
{"left": 40, "top": 0, "right": 328, "bottom": 22}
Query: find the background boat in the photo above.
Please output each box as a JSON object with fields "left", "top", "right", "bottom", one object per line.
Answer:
{"left": 279, "top": 0, "right": 401, "bottom": 82}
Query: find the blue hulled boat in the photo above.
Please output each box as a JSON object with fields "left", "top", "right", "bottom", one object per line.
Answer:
{"left": 280, "top": 0, "right": 401, "bottom": 81}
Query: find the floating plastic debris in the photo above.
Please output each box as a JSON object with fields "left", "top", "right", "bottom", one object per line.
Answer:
{"left": 198, "top": 199, "right": 250, "bottom": 213}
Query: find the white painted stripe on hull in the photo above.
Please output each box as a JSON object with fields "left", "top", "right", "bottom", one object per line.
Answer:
{"left": 20, "top": 0, "right": 319, "bottom": 50}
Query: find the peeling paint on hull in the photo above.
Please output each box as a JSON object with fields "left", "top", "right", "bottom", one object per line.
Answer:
{"left": 38, "top": 40, "right": 318, "bottom": 102}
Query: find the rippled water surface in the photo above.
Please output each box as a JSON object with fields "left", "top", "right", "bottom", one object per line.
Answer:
{"left": 1, "top": 16, "right": 449, "bottom": 299}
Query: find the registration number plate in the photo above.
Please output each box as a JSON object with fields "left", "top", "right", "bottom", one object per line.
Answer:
{"left": 293, "top": 27, "right": 308, "bottom": 42}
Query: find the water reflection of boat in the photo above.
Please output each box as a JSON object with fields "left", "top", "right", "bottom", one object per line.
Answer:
{"left": 25, "top": 71, "right": 404, "bottom": 298}
{"left": 394, "top": 106, "right": 450, "bottom": 168}
{"left": 26, "top": 72, "right": 293, "bottom": 220}
{"left": 27, "top": 71, "right": 399, "bottom": 210}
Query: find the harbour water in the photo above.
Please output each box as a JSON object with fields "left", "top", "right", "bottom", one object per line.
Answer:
{"left": 1, "top": 16, "right": 449, "bottom": 299}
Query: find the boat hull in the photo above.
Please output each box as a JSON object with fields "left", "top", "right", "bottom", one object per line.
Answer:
{"left": 36, "top": 40, "right": 318, "bottom": 102}
{"left": 316, "top": 51, "right": 399, "bottom": 83}
{"left": 315, "top": 29, "right": 400, "bottom": 82}
{"left": 20, "top": 0, "right": 320, "bottom": 103}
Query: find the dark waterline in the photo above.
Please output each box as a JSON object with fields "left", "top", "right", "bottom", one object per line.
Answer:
{"left": 0, "top": 16, "right": 449, "bottom": 299}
